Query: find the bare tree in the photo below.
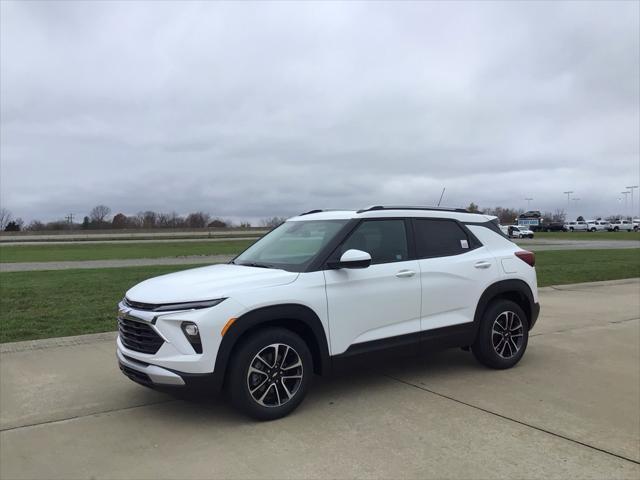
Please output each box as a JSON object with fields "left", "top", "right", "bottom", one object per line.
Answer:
{"left": 186, "top": 212, "right": 210, "bottom": 228}
{"left": 261, "top": 216, "right": 287, "bottom": 228}
{"left": 0, "top": 208, "right": 12, "bottom": 230}
{"left": 552, "top": 209, "right": 567, "bottom": 223}
{"left": 89, "top": 205, "right": 111, "bottom": 224}
{"left": 26, "top": 220, "right": 46, "bottom": 231}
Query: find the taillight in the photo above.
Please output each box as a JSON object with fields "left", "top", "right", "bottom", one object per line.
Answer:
{"left": 515, "top": 250, "right": 535, "bottom": 267}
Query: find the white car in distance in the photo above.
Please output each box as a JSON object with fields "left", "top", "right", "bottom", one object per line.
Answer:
{"left": 564, "top": 221, "right": 588, "bottom": 232}
{"left": 586, "top": 220, "right": 610, "bottom": 232}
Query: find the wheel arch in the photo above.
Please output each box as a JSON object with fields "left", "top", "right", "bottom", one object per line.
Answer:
{"left": 214, "top": 303, "right": 331, "bottom": 386}
{"left": 473, "top": 280, "right": 537, "bottom": 336}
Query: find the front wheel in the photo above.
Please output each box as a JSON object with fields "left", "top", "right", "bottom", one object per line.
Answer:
{"left": 227, "top": 328, "right": 313, "bottom": 420}
{"left": 472, "top": 299, "right": 529, "bottom": 369}
{"left": 614, "top": 227, "right": 619, "bottom": 232}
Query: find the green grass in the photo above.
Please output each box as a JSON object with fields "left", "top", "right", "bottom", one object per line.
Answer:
{"left": 1, "top": 249, "right": 638, "bottom": 343}
{"left": 0, "top": 264, "right": 206, "bottom": 343}
{"left": 533, "top": 231, "right": 640, "bottom": 241}
{"left": 534, "top": 249, "right": 640, "bottom": 287}
{"left": 0, "top": 240, "right": 255, "bottom": 263}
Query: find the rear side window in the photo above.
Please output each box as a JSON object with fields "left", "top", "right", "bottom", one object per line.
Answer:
{"left": 414, "top": 219, "right": 474, "bottom": 258}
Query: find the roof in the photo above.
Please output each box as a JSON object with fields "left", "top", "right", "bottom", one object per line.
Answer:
{"left": 288, "top": 207, "right": 495, "bottom": 223}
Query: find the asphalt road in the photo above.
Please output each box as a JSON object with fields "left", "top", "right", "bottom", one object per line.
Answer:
{"left": 1, "top": 279, "right": 639, "bottom": 479}
{"left": 518, "top": 238, "right": 640, "bottom": 251}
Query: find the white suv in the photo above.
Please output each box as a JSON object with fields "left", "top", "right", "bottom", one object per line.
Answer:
{"left": 608, "top": 220, "right": 635, "bottom": 232}
{"left": 117, "top": 206, "right": 540, "bottom": 419}
{"left": 564, "top": 221, "right": 588, "bottom": 232}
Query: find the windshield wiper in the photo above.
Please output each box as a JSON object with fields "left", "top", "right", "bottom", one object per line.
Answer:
{"left": 237, "top": 261, "right": 273, "bottom": 269}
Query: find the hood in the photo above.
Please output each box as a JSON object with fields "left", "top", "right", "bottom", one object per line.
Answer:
{"left": 126, "top": 264, "right": 299, "bottom": 305}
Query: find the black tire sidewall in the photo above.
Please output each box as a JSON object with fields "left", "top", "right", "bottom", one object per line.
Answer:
{"left": 472, "top": 299, "right": 529, "bottom": 369}
{"left": 228, "top": 328, "right": 313, "bottom": 420}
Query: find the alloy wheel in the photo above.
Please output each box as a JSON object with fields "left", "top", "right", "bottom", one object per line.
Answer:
{"left": 491, "top": 311, "right": 524, "bottom": 359}
{"left": 246, "top": 343, "right": 303, "bottom": 407}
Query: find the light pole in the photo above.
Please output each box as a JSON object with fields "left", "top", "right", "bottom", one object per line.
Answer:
{"left": 571, "top": 198, "right": 581, "bottom": 219}
{"left": 625, "top": 186, "right": 638, "bottom": 216}
{"left": 621, "top": 191, "right": 630, "bottom": 214}
{"left": 563, "top": 191, "right": 573, "bottom": 207}
{"left": 524, "top": 198, "right": 533, "bottom": 209}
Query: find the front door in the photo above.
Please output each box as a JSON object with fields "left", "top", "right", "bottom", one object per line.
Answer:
{"left": 323, "top": 219, "right": 422, "bottom": 355}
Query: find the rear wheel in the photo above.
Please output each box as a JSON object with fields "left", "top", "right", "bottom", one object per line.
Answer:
{"left": 472, "top": 299, "right": 529, "bottom": 369}
{"left": 227, "top": 328, "right": 313, "bottom": 420}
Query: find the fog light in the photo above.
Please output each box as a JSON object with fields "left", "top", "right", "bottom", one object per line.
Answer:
{"left": 183, "top": 323, "right": 199, "bottom": 337}
{"left": 181, "top": 322, "right": 203, "bottom": 354}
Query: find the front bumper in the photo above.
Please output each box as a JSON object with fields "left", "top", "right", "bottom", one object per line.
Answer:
{"left": 117, "top": 345, "right": 225, "bottom": 392}
{"left": 117, "top": 347, "right": 185, "bottom": 386}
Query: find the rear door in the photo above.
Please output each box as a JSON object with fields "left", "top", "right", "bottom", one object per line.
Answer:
{"left": 412, "top": 218, "right": 497, "bottom": 332}
{"left": 324, "top": 219, "right": 421, "bottom": 355}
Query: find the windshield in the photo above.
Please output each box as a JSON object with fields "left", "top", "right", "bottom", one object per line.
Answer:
{"left": 233, "top": 220, "right": 348, "bottom": 271}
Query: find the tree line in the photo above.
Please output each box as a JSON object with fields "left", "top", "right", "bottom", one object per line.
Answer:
{"left": 0, "top": 205, "right": 288, "bottom": 232}
{"left": 0, "top": 203, "right": 632, "bottom": 233}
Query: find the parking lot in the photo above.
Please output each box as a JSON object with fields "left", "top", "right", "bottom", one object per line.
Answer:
{"left": 1, "top": 279, "right": 638, "bottom": 479}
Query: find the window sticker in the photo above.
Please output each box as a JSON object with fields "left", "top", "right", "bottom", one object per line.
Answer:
{"left": 460, "top": 239, "right": 469, "bottom": 249}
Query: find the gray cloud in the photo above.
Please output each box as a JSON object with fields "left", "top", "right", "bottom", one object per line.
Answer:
{"left": 1, "top": 0, "right": 639, "bottom": 223}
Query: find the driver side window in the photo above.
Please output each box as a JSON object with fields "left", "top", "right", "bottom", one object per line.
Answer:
{"left": 340, "top": 220, "right": 408, "bottom": 265}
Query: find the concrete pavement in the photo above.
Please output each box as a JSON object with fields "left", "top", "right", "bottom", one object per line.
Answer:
{"left": 1, "top": 279, "right": 639, "bottom": 479}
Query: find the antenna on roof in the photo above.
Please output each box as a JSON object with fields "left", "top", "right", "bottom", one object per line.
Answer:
{"left": 437, "top": 187, "right": 446, "bottom": 207}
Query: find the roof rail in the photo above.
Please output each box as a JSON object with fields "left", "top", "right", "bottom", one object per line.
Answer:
{"left": 356, "top": 205, "right": 470, "bottom": 214}
{"left": 298, "top": 209, "right": 324, "bottom": 216}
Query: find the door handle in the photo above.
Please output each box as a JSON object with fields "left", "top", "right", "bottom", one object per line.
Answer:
{"left": 395, "top": 270, "right": 416, "bottom": 278}
{"left": 474, "top": 261, "right": 492, "bottom": 269}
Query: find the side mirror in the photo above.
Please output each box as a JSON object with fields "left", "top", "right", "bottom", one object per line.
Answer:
{"left": 334, "top": 249, "right": 372, "bottom": 269}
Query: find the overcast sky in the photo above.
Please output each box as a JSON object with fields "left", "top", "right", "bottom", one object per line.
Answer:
{"left": 1, "top": 1, "right": 639, "bottom": 223}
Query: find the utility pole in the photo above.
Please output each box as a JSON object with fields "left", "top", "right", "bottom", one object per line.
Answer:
{"left": 625, "top": 185, "right": 638, "bottom": 217}
{"left": 524, "top": 198, "right": 533, "bottom": 209}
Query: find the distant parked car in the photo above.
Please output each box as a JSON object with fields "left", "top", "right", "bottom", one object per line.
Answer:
{"left": 506, "top": 225, "right": 534, "bottom": 239}
{"left": 540, "top": 222, "right": 566, "bottom": 232}
{"left": 564, "top": 221, "right": 588, "bottom": 232}
{"left": 633, "top": 219, "right": 639, "bottom": 231}
{"left": 586, "top": 220, "right": 610, "bottom": 232}
{"left": 607, "top": 220, "right": 634, "bottom": 232}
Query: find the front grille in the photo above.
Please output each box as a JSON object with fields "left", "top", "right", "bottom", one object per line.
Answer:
{"left": 119, "top": 363, "right": 153, "bottom": 385}
{"left": 118, "top": 317, "right": 164, "bottom": 354}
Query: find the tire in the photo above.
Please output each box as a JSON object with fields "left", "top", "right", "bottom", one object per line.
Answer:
{"left": 472, "top": 299, "right": 529, "bottom": 369}
{"left": 227, "top": 327, "right": 313, "bottom": 420}
{"left": 570, "top": 227, "right": 574, "bottom": 232}
{"left": 614, "top": 227, "right": 619, "bottom": 232}
{"left": 528, "top": 234, "right": 534, "bottom": 239}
